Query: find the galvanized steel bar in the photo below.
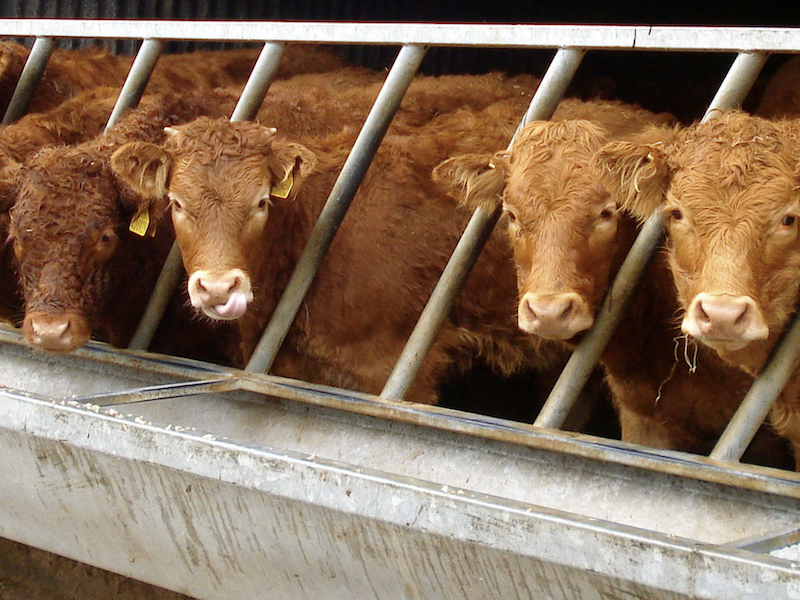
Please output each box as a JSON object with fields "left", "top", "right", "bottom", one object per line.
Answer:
{"left": 105, "top": 38, "right": 164, "bottom": 130}
{"left": 230, "top": 41, "right": 287, "bottom": 122}
{"left": 127, "top": 244, "right": 186, "bottom": 351}
{"left": 70, "top": 377, "right": 240, "bottom": 407}
{"left": 711, "top": 314, "right": 800, "bottom": 462}
{"left": 2, "top": 36, "right": 55, "bottom": 124}
{"left": 245, "top": 43, "right": 428, "bottom": 373}
{"left": 3, "top": 20, "right": 800, "bottom": 53}
{"left": 380, "top": 48, "right": 585, "bottom": 401}
{"left": 534, "top": 51, "right": 767, "bottom": 431}
{"left": 128, "top": 42, "right": 283, "bottom": 350}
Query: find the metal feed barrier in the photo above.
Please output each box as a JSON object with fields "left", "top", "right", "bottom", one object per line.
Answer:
{"left": 1, "top": 19, "right": 800, "bottom": 599}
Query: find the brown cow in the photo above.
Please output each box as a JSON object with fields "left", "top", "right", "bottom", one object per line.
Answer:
{"left": 7, "top": 89, "right": 242, "bottom": 355}
{"left": 596, "top": 110, "right": 800, "bottom": 467}
{"left": 109, "top": 93, "right": 565, "bottom": 404}
{"left": 0, "top": 41, "right": 348, "bottom": 116}
{"left": 756, "top": 56, "right": 800, "bottom": 118}
{"left": 433, "top": 103, "right": 793, "bottom": 468}
{"left": 8, "top": 70, "right": 541, "bottom": 364}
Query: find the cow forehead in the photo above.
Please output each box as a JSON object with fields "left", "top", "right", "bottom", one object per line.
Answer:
{"left": 170, "top": 153, "right": 270, "bottom": 207}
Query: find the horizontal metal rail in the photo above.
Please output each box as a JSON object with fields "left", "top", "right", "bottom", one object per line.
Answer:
{"left": 0, "top": 20, "right": 799, "bottom": 52}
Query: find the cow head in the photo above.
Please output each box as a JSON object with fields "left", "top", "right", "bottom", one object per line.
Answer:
{"left": 8, "top": 145, "right": 167, "bottom": 351}
{"left": 110, "top": 117, "right": 318, "bottom": 321}
{"left": 434, "top": 119, "right": 636, "bottom": 341}
{"left": 597, "top": 111, "right": 800, "bottom": 365}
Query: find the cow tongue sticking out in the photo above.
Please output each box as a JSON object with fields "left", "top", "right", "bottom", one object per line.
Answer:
{"left": 214, "top": 291, "right": 248, "bottom": 319}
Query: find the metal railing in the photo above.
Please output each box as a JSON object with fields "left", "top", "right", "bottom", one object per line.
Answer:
{"left": 3, "top": 20, "right": 800, "bottom": 467}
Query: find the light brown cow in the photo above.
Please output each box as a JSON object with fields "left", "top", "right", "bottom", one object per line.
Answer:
{"left": 109, "top": 93, "right": 566, "bottom": 404}
{"left": 596, "top": 110, "right": 800, "bottom": 467}
{"left": 433, "top": 103, "right": 793, "bottom": 468}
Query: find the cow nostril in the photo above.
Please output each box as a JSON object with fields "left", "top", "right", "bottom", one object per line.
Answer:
{"left": 734, "top": 303, "right": 750, "bottom": 327}
{"left": 560, "top": 298, "right": 575, "bottom": 321}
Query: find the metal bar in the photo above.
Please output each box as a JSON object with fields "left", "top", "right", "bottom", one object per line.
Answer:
{"left": 534, "top": 51, "right": 767, "bottom": 430}
{"left": 534, "top": 213, "right": 665, "bottom": 428}
{"left": 127, "top": 42, "right": 281, "bottom": 350}
{"left": 245, "top": 43, "right": 428, "bottom": 373}
{"left": 721, "top": 525, "right": 800, "bottom": 554}
{"left": 380, "top": 48, "right": 585, "bottom": 401}
{"left": 701, "top": 51, "right": 769, "bottom": 123}
{"left": 3, "top": 20, "right": 800, "bottom": 52}
{"left": 105, "top": 38, "right": 164, "bottom": 130}
{"left": 2, "top": 36, "right": 55, "bottom": 124}
{"left": 711, "top": 315, "right": 800, "bottom": 462}
{"left": 230, "top": 41, "right": 286, "bottom": 122}
{"left": 70, "top": 377, "right": 240, "bottom": 407}
{"left": 127, "top": 242, "right": 184, "bottom": 350}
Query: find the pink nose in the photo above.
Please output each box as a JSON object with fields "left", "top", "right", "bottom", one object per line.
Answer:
{"left": 518, "top": 292, "right": 594, "bottom": 339}
{"left": 190, "top": 272, "right": 244, "bottom": 306}
{"left": 683, "top": 293, "right": 769, "bottom": 345}
{"left": 25, "top": 313, "right": 79, "bottom": 351}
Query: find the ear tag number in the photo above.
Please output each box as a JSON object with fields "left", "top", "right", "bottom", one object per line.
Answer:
{"left": 129, "top": 207, "right": 155, "bottom": 237}
{"left": 270, "top": 171, "right": 294, "bottom": 200}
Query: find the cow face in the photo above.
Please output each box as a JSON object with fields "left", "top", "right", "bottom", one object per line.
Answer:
{"left": 597, "top": 112, "right": 800, "bottom": 363}
{"left": 9, "top": 146, "right": 159, "bottom": 351}
{"left": 434, "top": 120, "right": 634, "bottom": 341}
{"left": 110, "top": 117, "right": 317, "bottom": 321}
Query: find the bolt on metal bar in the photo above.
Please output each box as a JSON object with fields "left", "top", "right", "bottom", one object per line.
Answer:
{"left": 128, "top": 42, "right": 286, "bottom": 351}
{"left": 245, "top": 43, "right": 429, "bottom": 373}
{"left": 711, "top": 314, "right": 800, "bottom": 462}
{"left": 105, "top": 38, "right": 164, "bottom": 130}
{"left": 380, "top": 47, "right": 585, "bottom": 401}
{"left": 2, "top": 36, "right": 56, "bottom": 124}
{"left": 534, "top": 51, "right": 767, "bottom": 430}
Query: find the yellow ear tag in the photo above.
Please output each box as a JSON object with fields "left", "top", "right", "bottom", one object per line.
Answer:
{"left": 270, "top": 171, "right": 294, "bottom": 200}
{"left": 129, "top": 207, "right": 151, "bottom": 237}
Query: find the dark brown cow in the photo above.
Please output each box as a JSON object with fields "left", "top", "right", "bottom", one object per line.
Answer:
{"left": 596, "top": 110, "right": 800, "bottom": 467}
{"left": 0, "top": 41, "right": 348, "bottom": 116}
{"left": 433, "top": 103, "right": 793, "bottom": 467}
{"left": 756, "top": 56, "right": 800, "bottom": 118}
{"left": 7, "top": 89, "right": 242, "bottom": 355}
{"left": 109, "top": 93, "right": 565, "bottom": 404}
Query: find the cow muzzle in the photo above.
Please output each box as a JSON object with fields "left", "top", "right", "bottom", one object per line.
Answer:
{"left": 23, "top": 310, "right": 91, "bottom": 352}
{"left": 682, "top": 292, "right": 769, "bottom": 351}
{"left": 517, "top": 292, "right": 594, "bottom": 340}
{"left": 188, "top": 269, "right": 253, "bottom": 320}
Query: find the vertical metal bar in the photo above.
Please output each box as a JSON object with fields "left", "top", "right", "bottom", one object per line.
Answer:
{"left": 105, "top": 38, "right": 164, "bottom": 130}
{"left": 128, "top": 42, "right": 286, "bottom": 351}
{"left": 245, "top": 43, "right": 429, "bottom": 373}
{"left": 230, "top": 41, "right": 286, "bottom": 122}
{"left": 534, "top": 51, "right": 768, "bottom": 430}
{"left": 380, "top": 47, "right": 585, "bottom": 401}
{"left": 127, "top": 243, "right": 183, "bottom": 350}
{"left": 711, "top": 314, "right": 800, "bottom": 462}
{"left": 2, "top": 36, "right": 55, "bottom": 124}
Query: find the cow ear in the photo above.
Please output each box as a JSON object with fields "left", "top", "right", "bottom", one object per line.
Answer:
{"left": 595, "top": 140, "right": 672, "bottom": 221}
{"left": 268, "top": 140, "right": 317, "bottom": 201}
{"left": 110, "top": 141, "right": 172, "bottom": 219}
{"left": 432, "top": 152, "right": 508, "bottom": 211}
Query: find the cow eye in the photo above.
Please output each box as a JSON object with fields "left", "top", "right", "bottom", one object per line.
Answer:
{"left": 257, "top": 198, "right": 267, "bottom": 210}
{"left": 669, "top": 208, "right": 683, "bottom": 221}
{"left": 502, "top": 202, "right": 518, "bottom": 223}
{"left": 782, "top": 214, "right": 796, "bottom": 227}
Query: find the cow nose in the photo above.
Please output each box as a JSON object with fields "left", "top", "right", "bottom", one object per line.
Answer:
{"left": 187, "top": 269, "right": 253, "bottom": 320}
{"left": 683, "top": 293, "right": 769, "bottom": 346}
{"left": 195, "top": 274, "right": 242, "bottom": 304}
{"left": 518, "top": 292, "right": 594, "bottom": 339}
{"left": 27, "top": 314, "right": 74, "bottom": 350}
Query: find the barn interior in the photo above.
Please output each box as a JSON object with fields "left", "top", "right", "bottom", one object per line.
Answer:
{"left": 1, "top": 3, "right": 799, "bottom": 599}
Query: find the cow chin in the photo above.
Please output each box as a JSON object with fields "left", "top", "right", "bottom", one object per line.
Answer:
{"left": 23, "top": 310, "right": 91, "bottom": 352}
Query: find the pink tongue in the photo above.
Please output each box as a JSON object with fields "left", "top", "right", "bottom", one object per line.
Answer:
{"left": 214, "top": 291, "right": 248, "bottom": 318}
